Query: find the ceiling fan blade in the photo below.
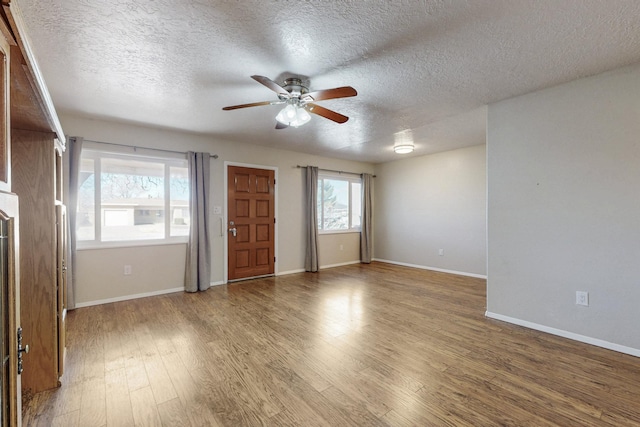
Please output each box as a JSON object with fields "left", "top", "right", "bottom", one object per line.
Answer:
{"left": 303, "top": 86, "right": 357, "bottom": 102}
{"left": 222, "top": 100, "right": 280, "bottom": 110}
{"left": 307, "top": 103, "right": 349, "bottom": 123}
{"left": 275, "top": 122, "right": 289, "bottom": 130}
{"left": 251, "top": 75, "right": 290, "bottom": 97}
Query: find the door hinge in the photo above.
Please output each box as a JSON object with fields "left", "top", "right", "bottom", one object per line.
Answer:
{"left": 17, "top": 327, "right": 29, "bottom": 375}
{"left": 274, "top": 256, "right": 276, "bottom": 263}
{"left": 274, "top": 217, "right": 276, "bottom": 224}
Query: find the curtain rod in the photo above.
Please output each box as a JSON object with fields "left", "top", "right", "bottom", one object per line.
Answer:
{"left": 84, "top": 139, "right": 219, "bottom": 159}
{"left": 296, "top": 165, "right": 375, "bottom": 178}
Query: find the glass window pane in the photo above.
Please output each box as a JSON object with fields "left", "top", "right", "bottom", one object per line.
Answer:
{"left": 322, "top": 179, "right": 349, "bottom": 230}
{"left": 317, "top": 179, "right": 322, "bottom": 229}
{"left": 77, "top": 158, "right": 95, "bottom": 241}
{"left": 170, "top": 166, "right": 190, "bottom": 237}
{"left": 351, "top": 182, "right": 362, "bottom": 228}
{"left": 100, "top": 157, "right": 165, "bottom": 241}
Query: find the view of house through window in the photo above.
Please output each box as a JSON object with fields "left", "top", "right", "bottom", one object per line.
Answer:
{"left": 317, "top": 174, "right": 362, "bottom": 232}
{"left": 78, "top": 149, "right": 189, "bottom": 245}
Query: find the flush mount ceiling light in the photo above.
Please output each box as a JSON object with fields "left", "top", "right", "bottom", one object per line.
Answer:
{"left": 393, "top": 129, "right": 415, "bottom": 154}
{"left": 393, "top": 144, "right": 414, "bottom": 154}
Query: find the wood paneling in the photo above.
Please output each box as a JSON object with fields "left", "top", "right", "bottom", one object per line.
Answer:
{"left": 8, "top": 45, "right": 52, "bottom": 134}
{"left": 21, "top": 263, "right": 640, "bottom": 426}
{"left": 2, "top": 3, "right": 65, "bottom": 143}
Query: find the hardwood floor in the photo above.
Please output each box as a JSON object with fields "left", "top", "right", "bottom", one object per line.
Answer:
{"left": 22, "top": 262, "right": 640, "bottom": 426}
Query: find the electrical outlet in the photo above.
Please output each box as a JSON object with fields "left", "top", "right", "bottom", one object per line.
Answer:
{"left": 576, "top": 291, "right": 589, "bottom": 306}
{"left": 124, "top": 265, "right": 132, "bottom": 276}
{"left": 339, "top": 244, "right": 344, "bottom": 251}
{"left": 213, "top": 205, "right": 222, "bottom": 215}
{"left": 438, "top": 249, "right": 444, "bottom": 256}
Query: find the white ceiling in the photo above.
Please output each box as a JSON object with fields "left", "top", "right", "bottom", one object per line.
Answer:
{"left": 15, "top": 0, "right": 640, "bottom": 163}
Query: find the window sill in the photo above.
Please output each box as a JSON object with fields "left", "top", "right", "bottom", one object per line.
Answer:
{"left": 77, "top": 238, "right": 188, "bottom": 251}
{"left": 318, "top": 229, "right": 361, "bottom": 236}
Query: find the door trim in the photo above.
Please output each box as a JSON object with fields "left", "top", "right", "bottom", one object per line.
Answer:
{"left": 223, "top": 162, "right": 278, "bottom": 283}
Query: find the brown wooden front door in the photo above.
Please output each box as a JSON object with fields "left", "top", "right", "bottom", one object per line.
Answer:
{"left": 227, "top": 166, "right": 275, "bottom": 281}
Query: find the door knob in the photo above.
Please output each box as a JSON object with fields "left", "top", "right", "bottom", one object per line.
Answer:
{"left": 229, "top": 227, "right": 237, "bottom": 237}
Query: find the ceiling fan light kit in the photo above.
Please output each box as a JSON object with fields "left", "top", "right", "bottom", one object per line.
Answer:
{"left": 223, "top": 75, "right": 357, "bottom": 129}
{"left": 275, "top": 103, "right": 311, "bottom": 127}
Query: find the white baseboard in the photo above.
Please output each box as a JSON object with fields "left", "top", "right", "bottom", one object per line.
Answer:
{"left": 278, "top": 261, "right": 361, "bottom": 276}
{"left": 486, "top": 311, "right": 640, "bottom": 358}
{"left": 75, "top": 286, "right": 184, "bottom": 308}
{"left": 76, "top": 287, "right": 184, "bottom": 308}
{"left": 373, "top": 258, "right": 487, "bottom": 279}
{"left": 320, "top": 260, "right": 361, "bottom": 269}
{"left": 75, "top": 280, "right": 230, "bottom": 308}
{"left": 277, "top": 268, "right": 306, "bottom": 276}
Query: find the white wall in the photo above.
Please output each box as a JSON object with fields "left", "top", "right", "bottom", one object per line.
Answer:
{"left": 75, "top": 244, "right": 186, "bottom": 303}
{"left": 373, "top": 145, "right": 487, "bottom": 277}
{"left": 487, "top": 63, "right": 640, "bottom": 353}
{"left": 318, "top": 232, "right": 361, "bottom": 268}
{"left": 61, "top": 114, "right": 373, "bottom": 305}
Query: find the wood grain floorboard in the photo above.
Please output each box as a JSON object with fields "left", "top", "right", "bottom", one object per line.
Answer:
{"left": 51, "top": 409, "right": 80, "bottom": 427}
{"left": 130, "top": 386, "right": 162, "bottom": 427}
{"left": 22, "top": 262, "right": 640, "bottom": 426}
{"left": 105, "top": 367, "right": 134, "bottom": 426}
{"left": 157, "top": 397, "right": 192, "bottom": 427}
{"left": 78, "top": 376, "right": 106, "bottom": 427}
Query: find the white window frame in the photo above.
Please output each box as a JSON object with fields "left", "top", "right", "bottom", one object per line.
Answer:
{"left": 317, "top": 172, "right": 362, "bottom": 234}
{"left": 77, "top": 147, "right": 189, "bottom": 249}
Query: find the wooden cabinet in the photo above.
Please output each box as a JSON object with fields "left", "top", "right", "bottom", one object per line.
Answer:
{"left": 0, "top": 191, "right": 19, "bottom": 427}
{"left": 0, "top": 2, "right": 66, "bottom": 424}
{"left": 0, "top": 1, "right": 67, "bottom": 400}
{"left": 0, "top": 11, "right": 19, "bottom": 427}
{"left": 56, "top": 204, "right": 67, "bottom": 379}
{"left": 11, "top": 133, "right": 65, "bottom": 393}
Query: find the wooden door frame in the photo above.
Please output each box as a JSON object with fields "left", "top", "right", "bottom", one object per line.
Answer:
{"left": 223, "top": 162, "right": 278, "bottom": 283}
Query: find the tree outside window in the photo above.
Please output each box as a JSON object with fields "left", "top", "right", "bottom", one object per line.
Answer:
{"left": 77, "top": 150, "right": 189, "bottom": 246}
{"left": 317, "top": 175, "right": 361, "bottom": 232}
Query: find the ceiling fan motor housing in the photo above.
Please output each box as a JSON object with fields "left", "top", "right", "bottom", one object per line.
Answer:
{"left": 279, "top": 78, "right": 309, "bottom": 100}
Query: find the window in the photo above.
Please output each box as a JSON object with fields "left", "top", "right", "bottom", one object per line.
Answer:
{"left": 317, "top": 174, "right": 362, "bottom": 232}
{"left": 77, "top": 149, "right": 189, "bottom": 247}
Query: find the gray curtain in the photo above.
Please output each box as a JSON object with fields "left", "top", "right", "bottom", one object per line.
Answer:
{"left": 360, "top": 173, "right": 373, "bottom": 263}
{"left": 185, "top": 152, "right": 211, "bottom": 292}
{"left": 305, "top": 166, "right": 319, "bottom": 272}
{"left": 66, "top": 136, "right": 83, "bottom": 309}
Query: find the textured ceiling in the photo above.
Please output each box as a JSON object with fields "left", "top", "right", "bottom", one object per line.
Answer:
{"left": 14, "top": 0, "right": 640, "bottom": 163}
